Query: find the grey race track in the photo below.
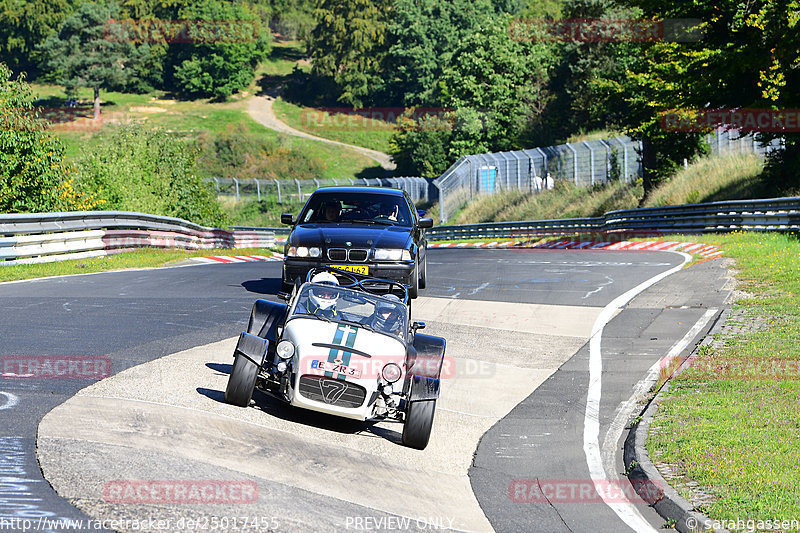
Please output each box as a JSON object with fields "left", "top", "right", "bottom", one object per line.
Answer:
{"left": 0, "top": 249, "right": 730, "bottom": 532}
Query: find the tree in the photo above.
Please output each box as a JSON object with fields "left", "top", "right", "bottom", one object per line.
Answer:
{"left": 167, "top": 0, "right": 270, "bottom": 99}
{"left": 0, "top": 0, "right": 78, "bottom": 77}
{"left": 307, "top": 0, "right": 390, "bottom": 107}
{"left": 0, "top": 63, "right": 99, "bottom": 212}
{"left": 607, "top": 0, "right": 800, "bottom": 196}
{"left": 382, "top": 0, "right": 496, "bottom": 106}
{"left": 39, "top": 2, "right": 134, "bottom": 119}
{"left": 438, "top": 16, "right": 551, "bottom": 153}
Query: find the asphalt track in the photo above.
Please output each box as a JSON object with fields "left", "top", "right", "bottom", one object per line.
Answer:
{"left": 0, "top": 249, "right": 730, "bottom": 532}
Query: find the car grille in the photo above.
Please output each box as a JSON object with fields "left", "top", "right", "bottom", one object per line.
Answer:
{"left": 327, "top": 248, "right": 369, "bottom": 262}
{"left": 299, "top": 375, "right": 366, "bottom": 408}
{"left": 328, "top": 249, "right": 347, "bottom": 261}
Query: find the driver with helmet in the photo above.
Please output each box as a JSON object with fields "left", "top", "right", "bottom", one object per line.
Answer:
{"left": 366, "top": 294, "right": 404, "bottom": 336}
{"left": 299, "top": 272, "right": 340, "bottom": 318}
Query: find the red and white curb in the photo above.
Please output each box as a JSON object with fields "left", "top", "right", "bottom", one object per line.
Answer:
{"left": 430, "top": 240, "right": 723, "bottom": 259}
{"left": 192, "top": 254, "right": 284, "bottom": 264}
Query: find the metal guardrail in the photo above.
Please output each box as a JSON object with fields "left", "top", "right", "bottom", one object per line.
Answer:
{"left": 0, "top": 212, "right": 277, "bottom": 265}
{"left": 2, "top": 197, "right": 797, "bottom": 264}
{"left": 426, "top": 197, "right": 800, "bottom": 240}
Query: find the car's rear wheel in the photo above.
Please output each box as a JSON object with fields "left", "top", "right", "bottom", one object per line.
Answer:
{"left": 402, "top": 399, "right": 436, "bottom": 449}
{"left": 225, "top": 354, "right": 258, "bottom": 407}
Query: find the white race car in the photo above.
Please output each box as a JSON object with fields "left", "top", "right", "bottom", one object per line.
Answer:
{"left": 224, "top": 268, "right": 446, "bottom": 449}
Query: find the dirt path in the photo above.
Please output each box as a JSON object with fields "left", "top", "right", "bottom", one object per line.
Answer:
{"left": 247, "top": 93, "right": 396, "bottom": 171}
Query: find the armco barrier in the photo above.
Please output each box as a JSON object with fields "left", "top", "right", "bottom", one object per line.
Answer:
{"left": 426, "top": 196, "right": 800, "bottom": 241}
{"left": 0, "top": 212, "right": 278, "bottom": 265}
{"left": 1, "top": 197, "right": 798, "bottom": 264}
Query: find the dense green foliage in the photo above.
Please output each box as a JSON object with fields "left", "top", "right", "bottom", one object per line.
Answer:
{"left": 194, "top": 123, "right": 325, "bottom": 180}
{"left": 0, "top": 63, "right": 97, "bottom": 212}
{"left": 75, "top": 125, "right": 227, "bottom": 226}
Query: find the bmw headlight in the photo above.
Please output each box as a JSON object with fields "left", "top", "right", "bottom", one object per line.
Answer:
{"left": 374, "top": 248, "right": 404, "bottom": 261}
{"left": 288, "top": 246, "right": 321, "bottom": 258}
{"left": 381, "top": 363, "right": 402, "bottom": 383}
{"left": 276, "top": 340, "right": 295, "bottom": 360}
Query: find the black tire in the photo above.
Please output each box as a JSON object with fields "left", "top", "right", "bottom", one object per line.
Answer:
{"left": 402, "top": 399, "right": 436, "bottom": 449}
{"left": 408, "top": 259, "right": 420, "bottom": 299}
{"left": 419, "top": 253, "right": 427, "bottom": 290}
{"left": 225, "top": 354, "right": 258, "bottom": 407}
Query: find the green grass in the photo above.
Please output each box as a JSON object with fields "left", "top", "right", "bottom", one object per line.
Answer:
{"left": 272, "top": 97, "right": 395, "bottom": 154}
{"left": 647, "top": 232, "right": 800, "bottom": 523}
{"left": 643, "top": 153, "right": 767, "bottom": 207}
{"left": 0, "top": 247, "right": 278, "bottom": 282}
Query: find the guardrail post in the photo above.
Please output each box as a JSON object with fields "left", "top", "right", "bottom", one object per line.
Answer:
{"left": 232, "top": 178, "right": 240, "bottom": 201}
{"left": 313, "top": 178, "right": 320, "bottom": 191}
{"left": 295, "top": 179, "right": 302, "bottom": 202}
{"left": 255, "top": 179, "right": 261, "bottom": 202}
{"left": 535, "top": 148, "right": 547, "bottom": 178}
{"left": 332, "top": 178, "right": 338, "bottom": 186}
{"left": 212, "top": 177, "right": 220, "bottom": 194}
{"left": 598, "top": 139, "right": 611, "bottom": 182}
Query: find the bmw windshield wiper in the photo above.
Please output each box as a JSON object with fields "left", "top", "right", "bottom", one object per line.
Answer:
{"left": 347, "top": 218, "right": 395, "bottom": 226}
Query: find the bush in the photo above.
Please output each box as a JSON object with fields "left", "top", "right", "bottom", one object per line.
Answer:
{"left": 0, "top": 63, "right": 100, "bottom": 212}
{"left": 75, "top": 125, "right": 227, "bottom": 227}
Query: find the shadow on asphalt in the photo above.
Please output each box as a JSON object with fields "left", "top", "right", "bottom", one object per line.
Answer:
{"left": 241, "top": 277, "right": 282, "bottom": 295}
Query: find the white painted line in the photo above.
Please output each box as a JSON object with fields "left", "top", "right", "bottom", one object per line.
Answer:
{"left": 0, "top": 391, "right": 20, "bottom": 411}
{"left": 583, "top": 251, "right": 691, "bottom": 533}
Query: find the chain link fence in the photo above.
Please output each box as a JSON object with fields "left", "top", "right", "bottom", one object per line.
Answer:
{"left": 433, "top": 130, "right": 782, "bottom": 223}
{"left": 208, "top": 176, "right": 434, "bottom": 204}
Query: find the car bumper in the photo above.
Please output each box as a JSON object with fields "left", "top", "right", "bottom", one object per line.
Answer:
{"left": 283, "top": 258, "right": 415, "bottom": 285}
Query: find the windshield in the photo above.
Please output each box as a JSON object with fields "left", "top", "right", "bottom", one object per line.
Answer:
{"left": 290, "top": 284, "right": 408, "bottom": 341}
{"left": 298, "top": 192, "right": 413, "bottom": 226}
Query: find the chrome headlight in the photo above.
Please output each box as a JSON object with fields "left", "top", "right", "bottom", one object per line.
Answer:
{"left": 287, "top": 246, "right": 321, "bottom": 258}
{"left": 374, "top": 248, "right": 406, "bottom": 261}
{"left": 381, "top": 363, "right": 402, "bottom": 383}
{"left": 276, "top": 340, "right": 295, "bottom": 360}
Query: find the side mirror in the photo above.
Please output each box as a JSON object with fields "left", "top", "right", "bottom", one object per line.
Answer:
{"left": 277, "top": 291, "right": 291, "bottom": 302}
{"left": 412, "top": 321, "right": 426, "bottom": 331}
{"left": 281, "top": 213, "right": 294, "bottom": 225}
{"left": 418, "top": 218, "right": 433, "bottom": 228}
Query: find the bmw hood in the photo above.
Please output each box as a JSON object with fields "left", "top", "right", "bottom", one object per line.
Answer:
{"left": 289, "top": 224, "right": 412, "bottom": 250}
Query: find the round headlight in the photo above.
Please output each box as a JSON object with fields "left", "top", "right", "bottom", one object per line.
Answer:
{"left": 296, "top": 247, "right": 309, "bottom": 258}
{"left": 309, "top": 247, "right": 321, "bottom": 258}
{"left": 276, "top": 340, "right": 295, "bottom": 360}
{"left": 381, "top": 363, "right": 402, "bottom": 383}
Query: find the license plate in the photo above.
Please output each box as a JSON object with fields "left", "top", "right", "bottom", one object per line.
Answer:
{"left": 311, "top": 360, "right": 362, "bottom": 378}
{"left": 329, "top": 264, "right": 369, "bottom": 275}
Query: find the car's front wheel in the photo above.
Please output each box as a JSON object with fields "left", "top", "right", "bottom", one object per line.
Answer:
{"left": 225, "top": 354, "right": 258, "bottom": 407}
{"left": 408, "top": 259, "right": 420, "bottom": 299}
{"left": 402, "top": 399, "right": 436, "bottom": 449}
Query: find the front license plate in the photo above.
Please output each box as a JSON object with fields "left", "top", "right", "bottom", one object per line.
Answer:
{"left": 329, "top": 264, "right": 369, "bottom": 275}
{"left": 311, "top": 360, "right": 362, "bottom": 378}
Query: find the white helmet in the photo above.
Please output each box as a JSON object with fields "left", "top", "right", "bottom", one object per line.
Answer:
{"left": 309, "top": 272, "right": 339, "bottom": 311}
